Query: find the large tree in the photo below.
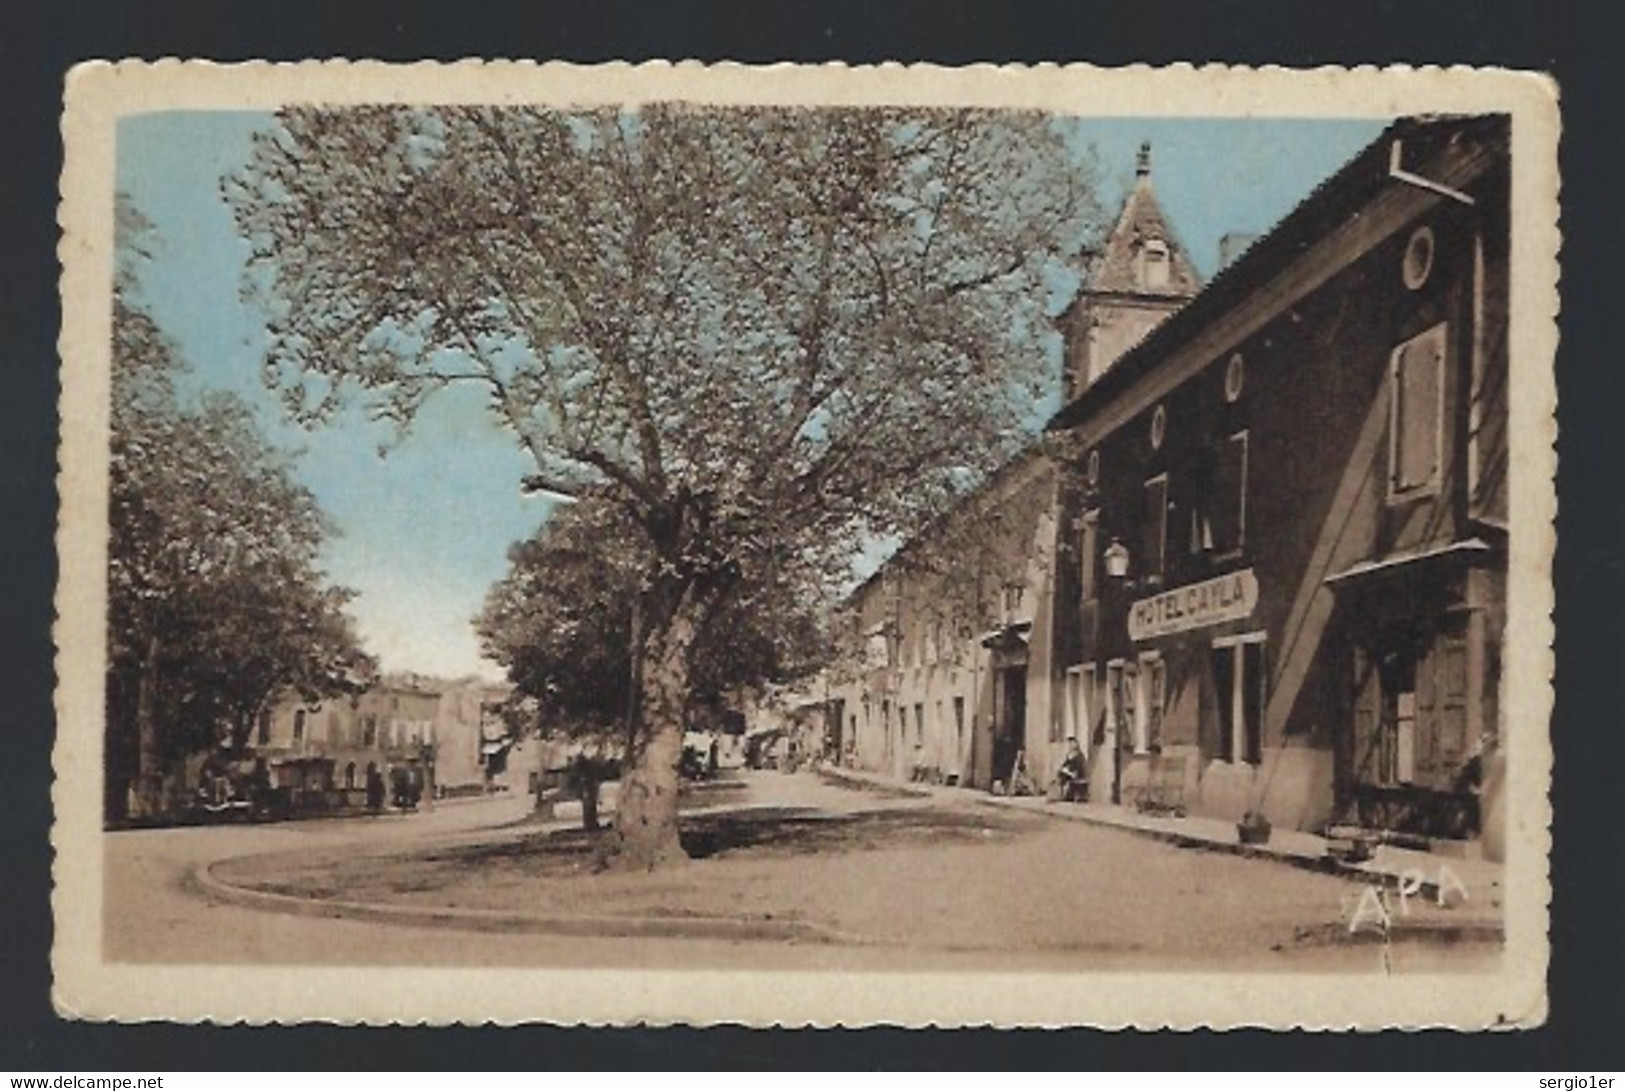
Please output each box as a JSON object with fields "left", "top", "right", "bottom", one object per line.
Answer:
{"left": 228, "top": 104, "right": 1099, "bottom": 865}
{"left": 108, "top": 199, "right": 374, "bottom": 821}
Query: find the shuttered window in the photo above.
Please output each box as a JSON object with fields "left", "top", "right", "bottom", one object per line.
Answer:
{"left": 1143, "top": 475, "right": 1168, "bottom": 581}
{"left": 1389, "top": 324, "right": 1448, "bottom": 499}
{"left": 1079, "top": 509, "right": 1100, "bottom": 603}
{"left": 1207, "top": 431, "right": 1249, "bottom": 556}
{"left": 1213, "top": 636, "right": 1266, "bottom": 764}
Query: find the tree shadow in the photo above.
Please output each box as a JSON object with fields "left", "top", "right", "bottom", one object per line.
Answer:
{"left": 677, "top": 805, "right": 1039, "bottom": 860}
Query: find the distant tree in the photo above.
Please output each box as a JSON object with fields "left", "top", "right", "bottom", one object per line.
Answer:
{"left": 107, "top": 197, "right": 374, "bottom": 821}
{"left": 476, "top": 497, "right": 826, "bottom": 830}
{"left": 229, "top": 104, "right": 1100, "bottom": 865}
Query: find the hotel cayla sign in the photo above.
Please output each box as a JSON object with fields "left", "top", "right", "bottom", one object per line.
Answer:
{"left": 1129, "top": 568, "right": 1259, "bottom": 642}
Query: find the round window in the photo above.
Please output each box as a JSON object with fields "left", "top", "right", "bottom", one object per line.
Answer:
{"left": 1086, "top": 448, "right": 1101, "bottom": 487}
{"left": 1224, "top": 352, "right": 1245, "bottom": 403}
{"left": 1403, "top": 225, "right": 1435, "bottom": 290}
{"left": 1150, "top": 404, "right": 1168, "bottom": 450}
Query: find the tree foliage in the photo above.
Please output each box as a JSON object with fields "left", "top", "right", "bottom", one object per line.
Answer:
{"left": 227, "top": 105, "right": 1100, "bottom": 862}
{"left": 476, "top": 498, "right": 826, "bottom": 740}
{"left": 107, "top": 197, "right": 374, "bottom": 819}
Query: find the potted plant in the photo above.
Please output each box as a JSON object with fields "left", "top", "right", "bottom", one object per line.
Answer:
{"left": 1237, "top": 809, "right": 1272, "bottom": 845}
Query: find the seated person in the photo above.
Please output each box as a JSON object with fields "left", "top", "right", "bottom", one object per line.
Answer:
{"left": 1055, "top": 736, "right": 1088, "bottom": 802}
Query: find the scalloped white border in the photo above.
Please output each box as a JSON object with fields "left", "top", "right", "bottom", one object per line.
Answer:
{"left": 53, "top": 59, "right": 1559, "bottom": 1029}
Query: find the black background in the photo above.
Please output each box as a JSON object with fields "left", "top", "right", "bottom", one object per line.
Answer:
{"left": 3, "top": 0, "right": 1619, "bottom": 1070}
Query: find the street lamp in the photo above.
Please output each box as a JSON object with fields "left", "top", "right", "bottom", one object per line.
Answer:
{"left": 1103, "top": 537, "right": 1132, "bottom": 581}
{"left": 1102, "top": 537, "right": 1133, "bottom": 806}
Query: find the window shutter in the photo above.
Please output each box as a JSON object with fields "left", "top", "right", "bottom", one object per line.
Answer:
{"left": 1427, "top": 634, "right": 1471, "bottom": 787}
{"left": 1211, "top": 433, "right": 1248, "bottom": 553}
{"left": 1393, "top": 326, "right": 1446, "bottom": 494}
{"left": 1242, "top": 641, "right": 1266, "bottom": 764}
{"left": 1411, "top": 641, "right": 1440, "bottom": 786}
{"left": 1143, "top": 477, "right": 1168, "bottom": 578}
{"left": 1079, "top": 512, "right": 1099, "bottom": 602}
{"left": 1212, "top": 647, "right": 1236, "bottom": 763}
{"left": 1352, "top": 648, "right": 1384, "bottom": 786}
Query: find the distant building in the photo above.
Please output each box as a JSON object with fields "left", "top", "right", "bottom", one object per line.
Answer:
{"left": 256, "top": 673, "right": 442, "bottom": 808}
{"left": 824, "top": 451, "right": 1061, "bottom": 788}
{"left": 433, "top": 678, "right": 519, "bottom": 794}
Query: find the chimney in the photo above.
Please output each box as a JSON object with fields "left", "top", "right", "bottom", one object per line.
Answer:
{"left": 1218, "top": 231, "right": 1259, "bottom": 271}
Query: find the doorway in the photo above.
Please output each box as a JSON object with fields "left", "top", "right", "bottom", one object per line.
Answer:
{"left": 992, "top": 664, "right": 1027, "bottom": 788}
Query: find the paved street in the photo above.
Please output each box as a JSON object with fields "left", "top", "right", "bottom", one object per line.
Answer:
{"left": 104, "top": 771, "right": 1499, "bottom": 974}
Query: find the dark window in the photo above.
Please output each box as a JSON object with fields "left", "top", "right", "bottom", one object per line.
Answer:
{"left": 914, "top": 703, "right": 925, "bottom": 746}
{"left": 1141, "top": 238, "right": 1170, "bottom": 289}
{"left": 1217, "top": 432, "right": 1249, "bottom": 554}
{"left": 1143, "top": 475, "right": 1168, "bottom": 581}
{"left": 1390, "top": 324, "right": 1447, "bottom": 498}
{"left": 1079, "top": 509, "right": 1100, "bottom": 603}
{"left": 1213, "top": 639, "right": 1266, "bottom": 764}
{"left": 1213, "top": 649, "right": 1235, "bottom": 762}
{"left": 256, "top": 709, "right": 271, "bottom": 747}
{"left": 292, "top": 710, "right": 306, "bottom": 743}
{"left": 1241, "top": 642, "right": 1265, "bottom": 764}
{"left": 362, "top": 714, "right": 378, "bottom": 748}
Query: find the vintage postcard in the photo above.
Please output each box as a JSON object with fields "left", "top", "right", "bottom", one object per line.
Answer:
{"left": 54, "top": 61, "right": 1558, "bottom": 1027}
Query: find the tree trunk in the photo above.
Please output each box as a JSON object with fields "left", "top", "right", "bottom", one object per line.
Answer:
{"left": 580, "top": 777, "right": 601, "bottom": 832}
{"left": 605, "top": 585, "right": 710, "bottom": 871}
{"left": 131, "top": 632, "right": 164, "bottom": 820}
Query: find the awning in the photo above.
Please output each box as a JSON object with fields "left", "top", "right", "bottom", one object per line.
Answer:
{"left": 978, "top": 619, "right": 1033, "bottom": 649}
{"left": 1324, "top": 538, "right": 1493, "bottom": 588}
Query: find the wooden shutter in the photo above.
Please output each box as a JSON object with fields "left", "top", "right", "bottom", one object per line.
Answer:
{"left": 1213, "top": 646, "right": 1236, "bottom": 763}
{"left": 1079, "top": 511, "right": 1099, "bottom": 603}
{"left": 1143, "top": 476, "right": 1168, "bottom": 579}
{"left": 1352, "top": 648, "right": 1384, "bottom": 787}
{"left": 1242, "top": 641, "right": 1266, "bottom": 764}
{"left": 1421, "top": 632, "right": 1471, "bottom": 789}
{"left": 1413, "top": 640, "right": 1440, "bottom": 784}
{"left": 1392, "top": 326, "right": 1446, "bottom": 494}
{"left": 1211, "top": 432, "right": 1247, "bottom": 553}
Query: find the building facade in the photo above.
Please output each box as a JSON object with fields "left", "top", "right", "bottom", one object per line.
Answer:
{"left": 824, "top": 451, "right": 1081, "bottom": 791}
{"left": 257, "top": 673, "right": 442, "bottom": 807}
{"left": 1046, "top": 115, "right": 1510, "bottom": 846}
{"left": 432, "top": 678, "right": 518, "bottom": 794}
{"left": 825, "top": 144, "right": 1202, "bottom": 792}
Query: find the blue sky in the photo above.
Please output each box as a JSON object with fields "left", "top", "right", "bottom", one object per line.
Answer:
{"left": 115, "top": 110, "right": 1384, "bottom": 679}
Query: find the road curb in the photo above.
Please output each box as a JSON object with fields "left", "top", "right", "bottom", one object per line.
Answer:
{"left": 191, "top": 858, "right": 869, "bottom": 945}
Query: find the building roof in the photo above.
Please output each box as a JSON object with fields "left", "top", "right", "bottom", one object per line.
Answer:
{"left": 1049, "top": 114, "right": 1510, "bottom": 432}
{"left": 1087, "top": 142, "right": 1203, "bottom": 298}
